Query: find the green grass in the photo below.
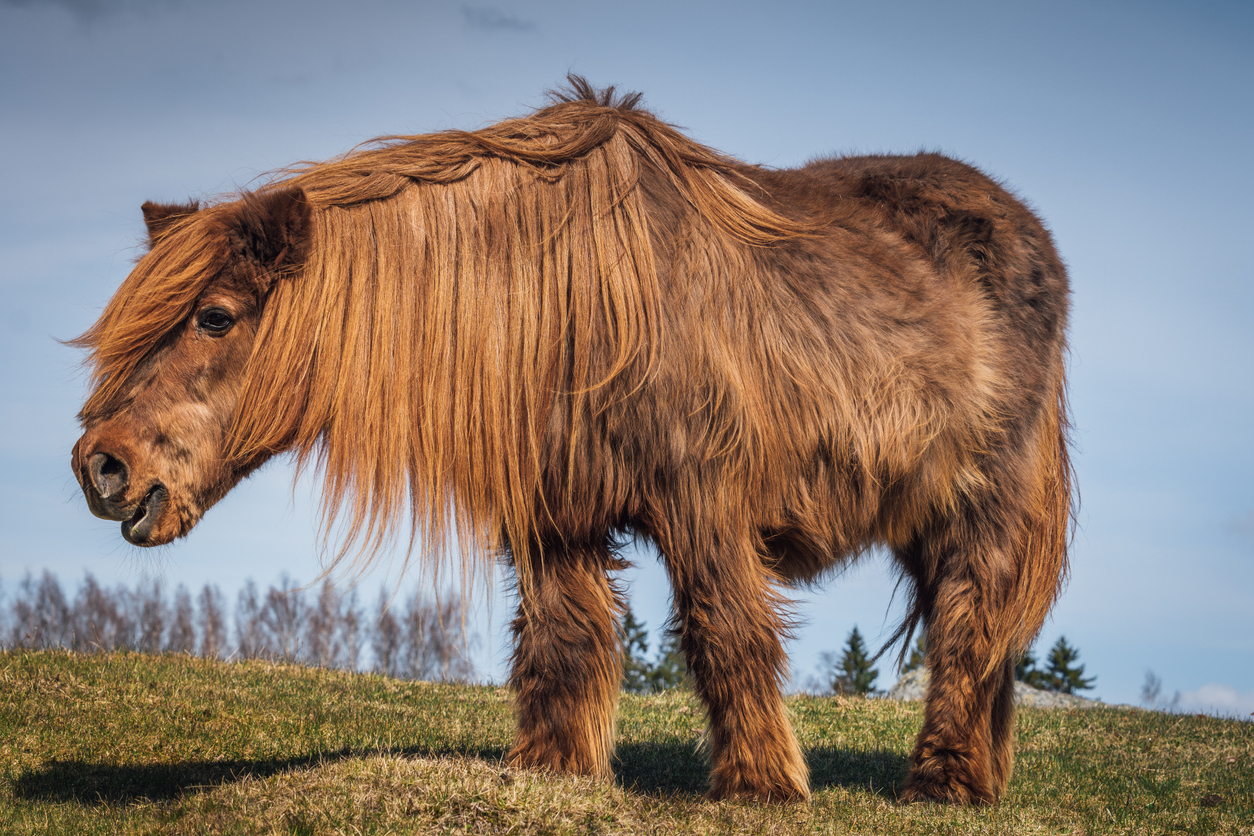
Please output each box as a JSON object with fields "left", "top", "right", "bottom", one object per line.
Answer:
{"left": 1, "top": 649, "right": 1250, "bottom": 834}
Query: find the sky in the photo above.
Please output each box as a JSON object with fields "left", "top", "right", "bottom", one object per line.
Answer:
{"left": 1, "top": 0, "right": 1252, "bottom": 716}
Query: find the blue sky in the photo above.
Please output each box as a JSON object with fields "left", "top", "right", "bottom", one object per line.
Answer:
{"left": 1, "top": 0, "right": 1251, "bottom": 715}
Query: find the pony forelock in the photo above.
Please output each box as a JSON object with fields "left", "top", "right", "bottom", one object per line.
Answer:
{"left": 74, "top": 211, "right": 230, "bottom": 420}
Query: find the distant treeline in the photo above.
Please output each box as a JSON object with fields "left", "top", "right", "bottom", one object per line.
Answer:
{"left": 0, "top": 571, "right": 476, "bottom": 682}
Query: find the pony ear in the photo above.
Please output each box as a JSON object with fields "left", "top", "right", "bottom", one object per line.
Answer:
{"left": 141, "top": 200, "right": 200, "bottom": 246}
{"left": 227, "top": 186, "right": 312, "bottom": 277}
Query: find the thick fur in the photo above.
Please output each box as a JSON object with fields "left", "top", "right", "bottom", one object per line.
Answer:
{"left": 72, "top": 78, "right": 1072, "bottom": 803}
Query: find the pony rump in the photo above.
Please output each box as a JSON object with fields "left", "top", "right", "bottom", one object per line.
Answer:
{"left": 223, "top": 80, "right": 813, "bottom": 583}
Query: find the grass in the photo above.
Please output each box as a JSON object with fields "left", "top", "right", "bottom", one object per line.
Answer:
{"left": 1, "top": 649, "right": 1250, "bottom": 834}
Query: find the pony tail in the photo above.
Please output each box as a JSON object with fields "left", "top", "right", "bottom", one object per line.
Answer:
{"left": 1000, "top": 365, "right": 1074, "bottom": 665}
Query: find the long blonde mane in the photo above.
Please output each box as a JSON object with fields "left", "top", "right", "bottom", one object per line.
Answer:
{"left": 80, "top": 80, "right": 815, "bottom": 581}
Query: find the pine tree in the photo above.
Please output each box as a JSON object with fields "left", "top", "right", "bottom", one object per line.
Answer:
{"left": 824, "top": 626, "right": 879, "bottom": 696}
{"left": 1015, "top": 648, "right": 1051, "bottom": 689}
{"left": 621, "top": 605, "right": 653, "bottom": 694}
{"left": 901, "top": 631, "right": 927, "bottom": 673}
{"left": 1042, "top": 635, "right": 1095, "bottom": 694}
{"left": 621, "top": 605, "right": 687, "bottom": 693}
{"left": 645, "top": 629, "right": 686, "bottom": 691}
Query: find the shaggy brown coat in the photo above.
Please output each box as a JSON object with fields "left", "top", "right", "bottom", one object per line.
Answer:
{"left": 72, "top": 79, "right": 1072, "bottom": 804}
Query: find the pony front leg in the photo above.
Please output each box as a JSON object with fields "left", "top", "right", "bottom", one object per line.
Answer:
{"left": 507, "top": 539, "right": 625, "bottom": 779}
{"left": 663, "top": 531, "right": 809, "bottom": 802}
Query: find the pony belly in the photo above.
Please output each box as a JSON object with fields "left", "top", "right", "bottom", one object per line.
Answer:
{"left": 761, "top": 515, "right": 873, "bottom": 584}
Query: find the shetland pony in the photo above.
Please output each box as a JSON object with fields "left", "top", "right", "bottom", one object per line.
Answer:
{"left": 71, "top": 79, "right": 1072, "bottom": 803}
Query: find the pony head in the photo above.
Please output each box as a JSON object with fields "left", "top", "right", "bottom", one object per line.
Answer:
{"left": 71, "top": 187, "right": 311, "bottom": 545}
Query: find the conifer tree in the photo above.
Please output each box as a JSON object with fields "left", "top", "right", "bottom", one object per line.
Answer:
{"left": 1043, "top": 635, "right": 1095, "bottom": 694}
{"left": 901, "top": 631, "right": 927, "bottom": 673}
{"left": 646, "top": 630, "right": 686, "bottom": 691}
{"left": 824, "top": 626, "right": 878, "bottom": 696}
{"left": 621, "top": 605, "right": 653, "bottom": 694}
{"left": 1015, "top": 648, "right": 1051, "bottom": 689}
{"left": 621, "top": 605, "right": 687, "bottom": 693}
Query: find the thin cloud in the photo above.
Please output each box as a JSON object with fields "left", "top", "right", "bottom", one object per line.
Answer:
{"left": 1178, "top": 683, "right": 1254, "bottom": 720}
{"left": 461, "top": 4, "right": 536, "bottom": 33}
{"left": 2, "top": 0, "right": 177, "bottom": 23}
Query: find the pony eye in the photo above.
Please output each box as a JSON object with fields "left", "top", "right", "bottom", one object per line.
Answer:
{"left": 198, "top": 308, "right": 235, "bottom": 334}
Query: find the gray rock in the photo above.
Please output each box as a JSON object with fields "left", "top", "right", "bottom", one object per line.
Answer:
{"left": 884, "top": 667, "right": 1105, "bottom": 709}
{"left": 886, "top": 667, "right": 930, "bottom": 701}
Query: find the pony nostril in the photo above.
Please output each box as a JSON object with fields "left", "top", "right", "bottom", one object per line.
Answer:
{"left": 90, "top": 452, "right": 129, "bottom": 499}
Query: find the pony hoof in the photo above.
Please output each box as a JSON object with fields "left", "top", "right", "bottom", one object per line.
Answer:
{"left": 506, "top": 742, "right": 608, "bottom": 780}
{"left": 708, "top": 771, "right": 811, "bottom": 803}
{"left": 900, "top": 766, "right": 995, "bottom": 806}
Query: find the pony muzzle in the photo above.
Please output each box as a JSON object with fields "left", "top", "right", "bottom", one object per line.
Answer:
{"left": 120, "top": 483, "right": 168, "bottom": 545}
{"left": 89, "top": 451, "right": 129, "bottom": 501}
{"left": 73, "top": 442, "right": 127, "bottom": 521}
{"left": 73, "top": 440, "right": 172, "bottom": 544}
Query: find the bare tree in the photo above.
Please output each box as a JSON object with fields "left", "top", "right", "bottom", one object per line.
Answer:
{"left": 371, "top": 588, "right": 403, "bottom": 677}
{"left": 198, "top": 584, "right": 228, "bottom": 659}
{"left": 1140, "top": 669, "right": 1181, "bottom": 711}
{"left": 235, "top": 580, "right": 264, "bottom": 660}
{"left": 73, "top": 574, "right": 136, "bottom": 653}
{"left": 9, "top": 572, "right": 73, "bottom": 648}
{"left": 258, "top": 575, "right": 305, "bottom": 662}
{"left": 136, "top": 578, "right": 167, "bottom": 654}
{"left": 304, "top": 579, "right": 345, "bottom": 668}
{"left": 2, "top": 573, "right": 475, "bottom": 681}
{"left": 341, "top": 587, "right": 364, "bottom": 672}
{"left": 400, "top": 590, "right": 475, "bottom": 682}
{"left": 166, "top": 585, "right": 197, "bottom": 654}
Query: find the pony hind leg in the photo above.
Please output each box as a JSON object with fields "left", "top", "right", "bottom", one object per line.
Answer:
{"left": 989, "top": 653, "right": 1017, "bottom": 791}
{"left": 657, "top": 525, "right": 809, "bottom": 802}
{"left": 896, "top": 395, "right": 1070, "bottom": 805}
{"left": 897, "top": 477, "right": 1065, "bottom": 804}
{"left": 507, "top": 536, "right": 626, "bottom": 779}
{"left": 894, "top": 522, "right": 1019, "bottom": 805}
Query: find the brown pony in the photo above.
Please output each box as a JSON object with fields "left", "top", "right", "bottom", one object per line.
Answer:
{"left": 71, "top": 79, "right": 1072, "bottom": 804}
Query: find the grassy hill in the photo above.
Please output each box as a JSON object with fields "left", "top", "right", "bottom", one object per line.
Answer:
{"left": 1, "top": 649, "right": 1249, "bottom": 834}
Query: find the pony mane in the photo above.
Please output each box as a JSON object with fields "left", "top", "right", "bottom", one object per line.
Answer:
{"left": 79, "top": 79, "right": 819, "bottom": 581}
